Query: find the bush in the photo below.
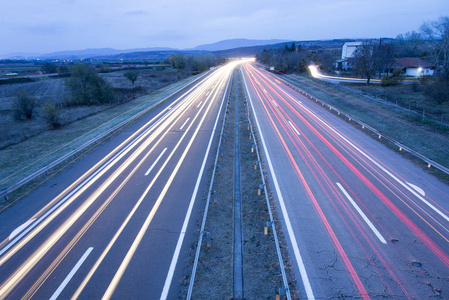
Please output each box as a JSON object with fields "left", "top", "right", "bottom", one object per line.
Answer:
{"left": 13, "top": 91, "right": 37, "bottom": 120}
{"left": 65, "top": 63, "right": 116, "bottom": 106}
{"left": 425, "top": 72, "right": 449, "bottom": 105}
{"left": 41, "top": 102, "right": 62, "bottom": 129}
{"left": 381, "top": 69, "right": 404, "bottom": 86}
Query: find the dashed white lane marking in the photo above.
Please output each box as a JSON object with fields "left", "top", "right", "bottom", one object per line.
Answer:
{"left": 288, "top": 121, "right": 301, "bottom": 136}
{"left": 337, "top": 183, "right": 387, "bottom": 244}
{"left": 50, "top": 247, "right": 93, "bottom": 300}
{"left": 406, "top": 182, "right": 425, "bottom": 197}
{"left": 145, "top": 148, "right": 167, "bottom": 176}
{"left": 180, "top": 118, "right": 190, "bottom": 130}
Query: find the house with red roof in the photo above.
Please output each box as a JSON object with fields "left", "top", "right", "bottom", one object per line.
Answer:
{"left": 391, "top": 57, "right": 435, "bottom": 77}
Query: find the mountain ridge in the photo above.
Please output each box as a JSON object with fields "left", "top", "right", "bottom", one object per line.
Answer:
{"left": 0, "top": 38, "right": 293, "bottom": 59}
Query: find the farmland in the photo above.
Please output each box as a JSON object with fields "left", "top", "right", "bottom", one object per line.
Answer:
{"left": 0, "top": 65, "right": 187, "bottom": 149}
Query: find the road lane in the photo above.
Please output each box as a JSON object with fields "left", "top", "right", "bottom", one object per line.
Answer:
{"left": 0, "top": 61, "right": 241, "bottom": 299}
{"left": 242, "top": 63, "right": 449, "bottom": 299}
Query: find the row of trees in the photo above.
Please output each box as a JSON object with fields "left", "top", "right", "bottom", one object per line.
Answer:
{"left": 167, "top": 53, "right": 227, "bottom": 73}
{"left": 257, "top": 44, "right": 336, "bottom": 74}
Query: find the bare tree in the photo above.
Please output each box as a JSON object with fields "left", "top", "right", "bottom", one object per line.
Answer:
{"left": 396, "top": 31, "right": 423, "bottom": 57}
{"left": 354, "top": 40, "right": 376, "bottom": 83}
{"left": 421, "top": 16, "right": 449, "bottom": 70}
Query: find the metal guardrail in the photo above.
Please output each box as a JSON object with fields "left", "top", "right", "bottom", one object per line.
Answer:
{"left": 1, "top": 71, "right": 211, "bottom": 199}
{"left": 242, "top": 70, "right": 292, "bottom": 299}
{"left": 276, "top": 75, "right": 449, "bottom": 176}
{"left": 187, "top": 71, "right": 232, "bottom": 299}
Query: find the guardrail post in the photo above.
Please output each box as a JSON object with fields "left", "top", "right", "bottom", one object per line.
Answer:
{"left": 258, "top": 184, "right": 265, "bottom": 196}
{"left": 205, "top": 231, "right": 211, "bottom": 249}
{"left": 275, "top": 287, "right": 286, "bottom": 300}
{"left": 264, "top": 221, "right": 273, "bottom": 235}
{"left": 251, "top": 144, "right": 256, "bottom": 153}
{"left": 254, "top": 160, "right": 259, "bottom": 170}
{"left": 212, "top": 190, "right": 217, "bottom": 204}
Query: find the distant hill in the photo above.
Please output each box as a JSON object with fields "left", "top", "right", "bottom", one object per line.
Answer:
{"left": 192, "top": 39, "right": 292, "bottom": 51}
{"left": 213, "top": 39, "right": 355, "bottom": 58}
{"left": 0, "top": 38, "right": 360, "bottom": 61}
{"left": 38, "top": 47, "right": 177, "bottom": 60}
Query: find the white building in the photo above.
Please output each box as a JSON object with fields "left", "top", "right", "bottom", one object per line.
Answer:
{"left": 341, "top": 42, "right": 363, "bottom": 59}
{"left": 391, "top": 57, "right": 435, "bottom": 77}
{"left": 335, "top": 41, "right": 363, "bottom": 70}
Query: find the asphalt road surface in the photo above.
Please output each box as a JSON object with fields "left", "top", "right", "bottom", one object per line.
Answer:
{"left": 0, "top": 61, "right": 241, "bottom": 299}
{"left": 242, "top": 63, "right": 449, "bottom": 299}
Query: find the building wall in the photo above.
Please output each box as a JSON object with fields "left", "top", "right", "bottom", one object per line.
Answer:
{"left": 341, "top": 42, "right": 362, "bottom": 59}
{"left": 404, "top": 67, "right": 435, "bottom": 77}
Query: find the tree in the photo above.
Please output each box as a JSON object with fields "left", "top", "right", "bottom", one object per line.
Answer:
{"left": 41, "top": 102, "right": 62, "bottom": 129}
{"left": 354, "top": 40, "right": 376, "bottom": 83}
{"left": 41, "top": 62, "right": 58, "bottom": 74}
{"left": 421, "top": 16, "right": 449, "bottom": 69}
{"left": 375, "top": 41, "right": 395, "bottom": 77}
{"left": 65, "top": 63, "right": 115, "bottom": 105}
{"left": 396, "top": 31, "right": 423, "bottom": 57}
{"left": 290, "top": 42, "right": 296, "bottom": 52}
{"left": 13, "top": 91, "right": 37, "bottom": 120}
{"left": 58, "top": 65, "right": 70, "bottom": 74}
{"left": 124, "top": 69, "right": 139, "bottom": 86}
{"left": 170, "top": 54, "right": 186, "bottom": 69}
{"left": 425, "top": 70, "right": 449, "bottom": 104}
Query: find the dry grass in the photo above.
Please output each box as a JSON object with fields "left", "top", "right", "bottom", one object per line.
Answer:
{"left": 286, "top": 74, "right": 449, "bottom": 168}
{"left": 0, "top": 67, "right": 187, "bottom": 149}
{"left": 0, "top": 74, "right": 201, "bottom": 202}
{"left": 183, "top": 71, "right": 295, "bottom": 299}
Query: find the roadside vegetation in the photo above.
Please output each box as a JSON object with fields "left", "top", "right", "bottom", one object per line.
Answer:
{"left": 0, "top": 52, "right": 227, "bottom": 209}
{"left": 256, "top": 16, "right": 449, "bottom": 177}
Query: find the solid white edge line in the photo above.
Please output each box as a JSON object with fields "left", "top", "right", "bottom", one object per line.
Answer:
{"left": 159, "top": 68, "right": 230, "bottom": 300}
{"left": 50, "top": 247, "right": 93, "bottom": 300}
{"left": 179, "top": 118, "right": 190, "bottom": 130}
{"left": 242, "top": 68, "right": 315, "bottom": 300}
{"left": 145, "top": 148, "right": 167, "bottom": 176}
{"left": 336, "top": 183, "right": 387, "bottom": 244}
{"left": 288, "top": 121, "right": 301, "bottom": 136}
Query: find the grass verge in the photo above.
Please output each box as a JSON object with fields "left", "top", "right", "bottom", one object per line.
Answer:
{"left": 0, "top": 73, "right": 204, "bottom": 211}
{"left": 279, "top": 73, "right": 449, "bottom": 182}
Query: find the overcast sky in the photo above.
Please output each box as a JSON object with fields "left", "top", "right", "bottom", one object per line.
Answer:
{"left": 1, "top": 0, "right": 448, "bottom": 55}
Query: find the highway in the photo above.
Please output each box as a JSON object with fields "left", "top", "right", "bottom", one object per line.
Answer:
{"left": 0, "top": 61, "right": 240, "bottom": 299}
{"left": 242, "top": 63, "right": 449, "bottom": 299}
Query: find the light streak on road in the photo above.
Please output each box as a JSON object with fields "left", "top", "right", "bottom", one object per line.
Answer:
{"left": 336, "top": 182, "right": 387, "bottom": 244}
{"left": 242, "top": 62, "right": 449, "bottom": 298}
{"left": 0, "top": 64, "right": 238, "bottom": 299}
{"left": 102, "top": 62, "right": 239, "bottom": 299}
{"left": 50, "top": 247, "right": 93, "bottom": 300}
{"left": 145, "top": 148, "right": 167, "bottom": 176}
{"left": 179, "top": 117, "right": 190, "bottom": 130}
